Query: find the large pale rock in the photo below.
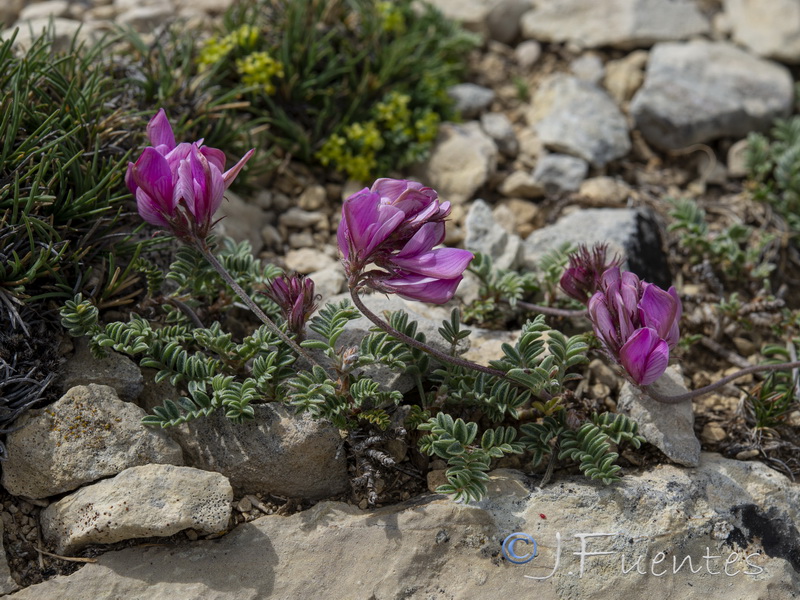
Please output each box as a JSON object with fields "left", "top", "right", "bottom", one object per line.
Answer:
{"left": 216, "top": 191, "right": 269, "bottom": 254}
{"left": 423, "top": 0, "right": 498, "bottom": 32}
{"left": 447, "top": 83, "right": 495, "bottom": 119}
{"left": 116, "top": 4, "right": 174, "bottom": 30}
{"left": 2, "top": 17, "right": 94, "bottom": 53}
{"left": 618, "top": 366, "right": 701, "bottom": 467}
{"left": 171, "top": 403, "right": 348, "bottom": 499}
{"left": 424, "top": 122, "right": 498, "bottom": 204}
{"left": 2, "top": 385, "right": 183, "bottom": 499}
{"left": 17, "top": 1, "right": 70, "bottom": 21}
{"left": 41, "top": 464, "right": 232, "bottom": 554}
{"left": 531, "top": 153, "right": 589, "bottom": 193}
{"left": 631, "top": 40, "right": 794, "bottom": 150}
{"left": 12, "top": 457, "right": 800, "bottom": 599}
{"left": 527, "top": 74, "right": 630, "bottom": 168}
{"left": 521, "top": 0, "right": 710, "bottom": 49}
{"left": 725, "top": 0, "right": 800, "bottom": 63}
{"left": 486, "top": 0, "right": 533, "bottom": 44}
{"left": 464, "top": 199, "right": 523, "bottom": 270}
{"left": 522, "top": 208, "right": 671, "bottom": 289}
{"left": 59, "top": 339, "right": 143, "bottom": 402}
{"left": 480, "top": 112, "right": 518, "bottom": 157}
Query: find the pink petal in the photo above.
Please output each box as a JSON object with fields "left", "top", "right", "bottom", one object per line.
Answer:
{"left": 131, "top": 148, "right": 175, "bottom": 211}
{"left": 639, "top": 283, "right": 679, "bottom": 341}
{"left": 125, "top": 162, "right": 137, "bottom": 195}
{"left": 371, "top": 178, "right": 414, "bottom": 200}
{"left": 391, "top": 247, "right": 473, "bottom": 279}
{"left": 619, "top": 327, "right": 669, "bottom": 385}
{"left": 173, "top": 155, "right": 196, "bottom": 212}
{"left": 383, "top": 274, "right": 463, "bottom": 304}
{"left": 395, "top": 222, "right": 445, "bottom": 258}
{"left": 221, "top": 148, "right": 255, "bottom": 188}
{"left": 147, "top": 109, "right": 176, "bottom": 152}
{"left": 337, "top": 220, "right": 350, "bottom": 260}
{"left": 588, "top": 292, "right": 618, "bottom": 349}
{"left": 343, "top": 189, "right": 404, "bottom": 258}
{"left": 200, "top": 146, "right": 227, "bottom": 172}
{"left": 136, "top": 189, "right": 170, "bottom": 227}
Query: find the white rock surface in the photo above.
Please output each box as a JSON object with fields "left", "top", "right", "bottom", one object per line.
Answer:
{"left": 631, "top": 40, "right": 794, "bottom": 150}
{"left": 12, "top": 457, "right": 800, "bottom": 599}
{"left": 521, "top": 0, "right": 710, "bottom": 49}
{"left": 59, "top": 339, "right": 144, "bottom": 402}
{"left": 618, "top": 366, "right": 701, "bottom": 467}
{"left": 0, "top": 521, "right": 18, "bottom": 595}
{"left": 424, "top": 122, "right": 499, "bottom": 204}
{"left": 531, "top": 153, "right": 589, "bottom": 194}
{"left": 2, "top": 385, "right": 183, "bottom": 499}
{"left": 41, "top": 464, "right": 233, "bottom": 553}
{"left": 169, "top": 403, "right": 348, "bottom": 499}
{"left": 522, "top": 208, "right": 671, "bottom": 289}
{"left": 17, "top": 1, "right": 70, "bottom": 21}
{"left": 498, "top": 170, "right": 544, "bottom": 199}
{"left": 447, "top": 83, "right": 496, "bottom": 118}
{"left": 480, "top": 112, "right": 518, "bottom": 157}
{"left": 464, "top": 199, "right": 523, "bottom": 270}
{"left": 725, "top": 0, "right": 800, "bottom": 63}
{"left": 527, "top": 74, "right": 630, "bottom": 168}
{"left": 2, "top": 17, "right": 94, "bottom": 53}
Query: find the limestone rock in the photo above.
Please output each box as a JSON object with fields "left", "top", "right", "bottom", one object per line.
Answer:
{"left": 116, "top": 4, "right": 174, "bottom": 30}
{"left": 486, "top": 0, "right": 532, "bottom": 44}
{"left": 2, "top": 385, "right": 183, "bottom": 499}
{"left": 284, "top": 247, "right": 336, "bottom": 274}
{"left": 527, "top": 74, "right": 630, "bottom": 168}
{"left": 447, "top": 83, "right": 495, "bottom": 119}
{"left": 618, "top": 366, "right": 701, "bottom": 467}
{"left": 424, "top": 122, "right": 498, "bottom": 204}
{"left": 604, "top": 49, "right": 649, "bottom": 104}
{"left": 480, "top": 112, "right": 518, "bottom": 157}
{"left": 41, "top": 464, "right": 232, "bottom": 554}
{"left": 59, "top": 339, "right": 144, "bottom": 402}
{"left": 11, "top": 457, "right": 800, "bottom": 599}
{"left": 464, "top": 199, "right": 523, "bottom": 270}
{"left": 216, "top": 191, "right": 269, "bottom": 254}
{"left": 0, "top": 521, "right": 18, "bottom": 595}
{"left": 631, "top": 40, "right": 793, "bottom": 150}
{"left": 307, "top": 264, "right": 346, "bottom": 299}
{"left": 522, "top": 207, "right": 671, "bottom": 289}
{"left": 17, "top": 1, "right": 70, "bottom": 21}
{"left": 171, "top": 403, "right": 347, "bottom": 499}
{"left": 725, "top": 0, "right": 800, "bottom": 63}
{"left": 498, "top": 170, "right": 544, "bottom": 199}
{"left": 422, "top": 0, "right": 496, "bottom": 32}
{"left": 2, "top": 17, "right": 94, "bottom": 53}
{"left": 521, "top": 0, "right": 710, "bottom": 49}
{"left": 514, "top": 39, "right": 541, "bottom": 70}
{"left": 531, "top": 153, "right": 589, "bottom": 194}
{"left": 578, "top": 176, "right": 633, "bottom": 204}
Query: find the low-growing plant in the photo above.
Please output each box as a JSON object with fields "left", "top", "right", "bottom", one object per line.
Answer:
{"left": 61, "top": 110, "right": 800, "bottom": 504}
{"left": 193, "top": 0, "right": 477, "bottom": 179}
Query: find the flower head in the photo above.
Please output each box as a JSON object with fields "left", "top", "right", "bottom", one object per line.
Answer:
{"left": 588, "top": 267, "right": 681, "bottom": 386}
{"left": 261, "top": 275, "right": 319, "bottom": 339}
{"left": 338, "top": 178, "right": 472, "bottom": 304}
{"left": 560, "top": 243, "right": 622, "bottom": 304}
{"left": 126, "top": 109, "right": 254, "bottom": 241}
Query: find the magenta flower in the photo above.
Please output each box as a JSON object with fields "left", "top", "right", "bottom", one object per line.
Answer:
{"left": 588, "top": 267, "right": 681, "bottom": 386}
{"left": 261, "top": 275, "right": 319, "bottom": 339}
{"left": 125, "top": 109, "right": 254, "bottom": 240}
{"left": 560, "top": 243, "right": 621, "bottom": 304}
{"left": 338, "top": 179, "right": 472, "bottom": 304}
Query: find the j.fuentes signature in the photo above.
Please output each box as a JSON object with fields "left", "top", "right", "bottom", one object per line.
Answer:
{"left": 502, "top": 532, "right": 763, "bottom": 579}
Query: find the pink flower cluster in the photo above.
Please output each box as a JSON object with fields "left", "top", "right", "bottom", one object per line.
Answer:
{"left": 588, "top": 267, "right": 682, "bottom": 386}
{"left": 126, "top": 109, "right": 254, "bottom": 240}
{"left": 338, "top": 179, "right": 473, "bottom": 304}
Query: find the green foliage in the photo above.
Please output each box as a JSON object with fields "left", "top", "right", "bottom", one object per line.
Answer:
{"left": 746, "top": 116, "right": 800, "bottom": 234}
{"left": 0, "top": 28, "right": 151, "bottom": 323}
{"left": 59, "top": 295, "right": 100, "bottom": 337}
{"left": 194, "top": 0, "right": 477, "bottom": 179}
{"left": 745, "top": 341, "right": 799, "bottom": 430}
{"left": 490, "top": 315, "right": 589, "bottom": 407}
{"left": 520, "top": 410, "right": 643, "bottom": 483}
{"left": 418, "top": 412, "right": 523, "bottom": 502}
{"left": 464, "top": 253, "right": 539, "bottom": 325}
{"left": 667, "top": 197, "right": 775, "bottom": 286}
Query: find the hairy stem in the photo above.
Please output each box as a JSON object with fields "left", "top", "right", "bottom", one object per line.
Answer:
{"left": 645, "top": 360, "right": 800, "bottom": 404}
{"left": 195, "top": 241, "right": 324, "bottom": 371}
{"left": 349, "top": 287, "right": 508, "bottom": 379}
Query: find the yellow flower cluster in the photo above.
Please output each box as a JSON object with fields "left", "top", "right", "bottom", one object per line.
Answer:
{"left": 375, "top": 91, "right": 412, "bottom": 136}
{"left": 317, "top": 121, "right": 384, "bottom": 182}
{"left": 236, "top": 51, "right": 285, "bottom": 95}
{"left": 377, "top": 1, "right": 405, "bottom": 35}
{"left": 197, "top": 25, "right": 261, "bottom": 69}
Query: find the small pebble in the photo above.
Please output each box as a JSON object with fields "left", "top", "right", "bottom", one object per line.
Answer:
{"left": 185, "top": 529, "right": 199, "bottom": 541}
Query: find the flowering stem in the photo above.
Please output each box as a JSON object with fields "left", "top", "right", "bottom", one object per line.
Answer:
{"left": 195, "top": 241, "right": 323, "bottom": 371}
{"left": 349, "top": 287, "right": 508, "bottom": 379}
{"left": 515, "top": 300, "right": 588, "bottom": 319}
{"left": 644, "top": 360, "right": 800, "bottom": 404}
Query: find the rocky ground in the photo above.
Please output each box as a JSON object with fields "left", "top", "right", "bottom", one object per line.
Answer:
{"left": 2, "top": 0, "right": 800, "bottom": 598}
